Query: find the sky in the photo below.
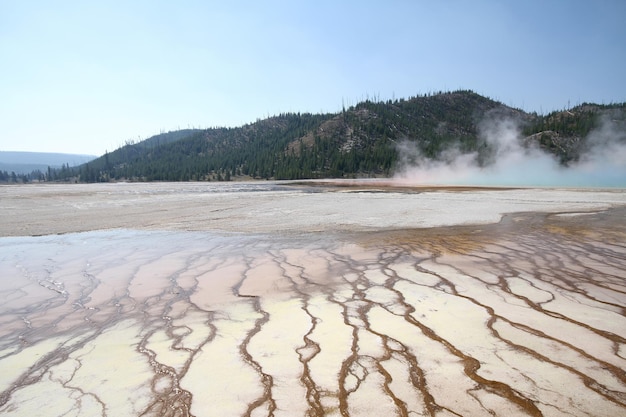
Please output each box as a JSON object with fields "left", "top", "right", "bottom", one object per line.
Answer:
{"left": 1, "top": 0, "right": 625, "bottom": 157}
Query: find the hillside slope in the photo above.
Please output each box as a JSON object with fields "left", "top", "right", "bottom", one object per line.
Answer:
{"left": 46, "top": 90, "right": 626, "bottom": 182}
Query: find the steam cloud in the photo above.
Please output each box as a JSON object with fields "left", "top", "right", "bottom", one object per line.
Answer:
{"left": 393, "top": 112, "right": 626, "bottom": 187}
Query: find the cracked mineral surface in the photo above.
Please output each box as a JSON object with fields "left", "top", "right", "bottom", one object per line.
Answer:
{"left": 0, "top": 181, "right": 625, "bottom": 416}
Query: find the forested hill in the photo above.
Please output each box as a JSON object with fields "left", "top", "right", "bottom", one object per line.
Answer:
{"left": 39, "top": 90, "right": 626, "bottom": 182}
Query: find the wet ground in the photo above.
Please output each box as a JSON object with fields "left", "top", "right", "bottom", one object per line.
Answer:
{"left": 0, "top": 181, "right": 625, "bottom": 416}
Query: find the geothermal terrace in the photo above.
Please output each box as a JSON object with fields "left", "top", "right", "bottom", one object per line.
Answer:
{"left": 0, "top": 181, "right": 625, "bottom": 416}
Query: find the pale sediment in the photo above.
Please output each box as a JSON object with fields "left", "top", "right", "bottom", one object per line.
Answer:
{"left": 0, "top": 182, "right": 625, "bottom": 416}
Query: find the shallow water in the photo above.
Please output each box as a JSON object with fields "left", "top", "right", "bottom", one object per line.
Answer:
{"left": 0, "top": 182, "right": 625, "bottom": 416}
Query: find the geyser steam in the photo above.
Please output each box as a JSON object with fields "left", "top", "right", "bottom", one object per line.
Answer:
{"left": 394, "top": 112, "right": 626, "bottom": 187}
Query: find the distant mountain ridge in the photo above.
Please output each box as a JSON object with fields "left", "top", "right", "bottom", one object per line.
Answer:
{"left": 0, "top": 151, "right": 96, "bottom": 175}
{"left": 6, "top": 90, "right": 626, "bottom": 182}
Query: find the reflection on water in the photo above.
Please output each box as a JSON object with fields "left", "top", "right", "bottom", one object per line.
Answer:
{"left": 1, "top": 209, "right": 626, "bottom": 416}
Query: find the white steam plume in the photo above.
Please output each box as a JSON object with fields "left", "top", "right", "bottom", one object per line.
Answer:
{"left": 393, "top": 112, "right": 626, "bottom": 188}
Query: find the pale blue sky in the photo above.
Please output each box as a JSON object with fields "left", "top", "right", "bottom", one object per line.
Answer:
{"left": 1, "top": 0, "right": 625, "bottom": 156}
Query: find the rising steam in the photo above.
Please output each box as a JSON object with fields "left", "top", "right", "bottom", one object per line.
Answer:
{"left": 393, "top": 112, "right": 626, "bottom": 187}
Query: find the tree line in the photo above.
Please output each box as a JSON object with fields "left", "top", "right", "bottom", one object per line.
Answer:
{"left": 12, "top": 91, "right": 623, "bottom": 184}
